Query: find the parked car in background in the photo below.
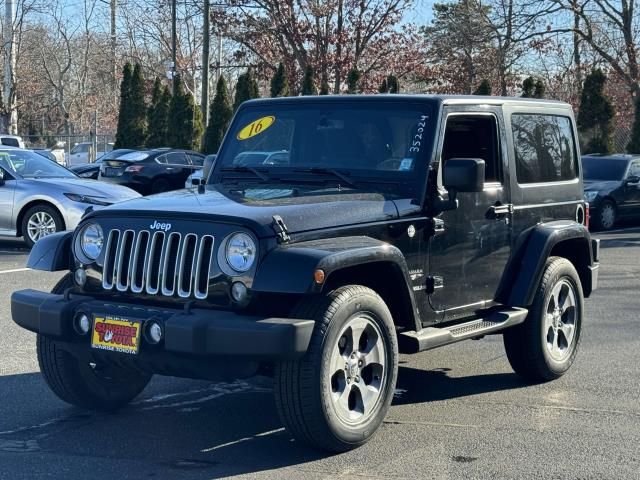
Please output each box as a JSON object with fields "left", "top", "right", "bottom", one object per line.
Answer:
{"left": 99, "top": 148, "right": 204, "bottom": 194}
{"left": 184, "top": 154, "right": 216, "bottom": 188}
{"left": 582, "top": 154, "right": 640, "bottom": 230}
{"left": 32, "top": 149, "right": 59, "bottom": 163}
{"left": 67, "top": 142, "right": 95, "bottom": 166}
{"left": 0, "top": 134, "right": 25, "bottom": 149}
{"left": 70, "top": 148, "right": 136, "bottom": 179}
{"left": 0, "top": 147, "right": 140, "bottom": 247}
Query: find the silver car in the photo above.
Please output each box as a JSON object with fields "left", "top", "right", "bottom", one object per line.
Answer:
{"left": 0, "top": 147, "right": 140, "bottom": 247}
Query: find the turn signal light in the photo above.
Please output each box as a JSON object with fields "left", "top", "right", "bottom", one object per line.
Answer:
{"left": 314, "top": 269, "right": 325, "bottom": 285}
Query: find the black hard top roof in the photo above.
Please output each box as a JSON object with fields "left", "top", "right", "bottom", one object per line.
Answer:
{"left": 242, "top": 94, "right": 570, "bottom": 108}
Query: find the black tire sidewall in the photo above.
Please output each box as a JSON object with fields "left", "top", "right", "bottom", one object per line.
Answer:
{"left": 22, "top": 204, "right": 63, "bottom": 247}
{"left": 534, "top": 261, "right": 583, "bottom": 376}
{"left": 318, "top": 290, "right": 398, "bottom": 446}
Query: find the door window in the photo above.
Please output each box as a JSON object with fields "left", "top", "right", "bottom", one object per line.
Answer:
{"left": 628, "top": 161, "right": 640, "bottom": 178}
{"left": 442, "top": 114, "right": 502, "bottom": 184}
{"left": 164, "top": 152, "right": 187, "bottom": 165}
{"left": 1, "top": 137, "right": 19, "bottom": 148}
{"left": 512, "top": 114, "right": 578, "bottom": 184}
{"left": 187, "top": 153, "right": 204, "bottom": 166}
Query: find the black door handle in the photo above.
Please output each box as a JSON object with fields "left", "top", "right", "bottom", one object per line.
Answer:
{"left": 486, "top": 203, "right": 512, "bottom": 220}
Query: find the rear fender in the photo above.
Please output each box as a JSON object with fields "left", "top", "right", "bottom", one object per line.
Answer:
{"left": 501, "top": 221, "right": 597, "bottom": 306}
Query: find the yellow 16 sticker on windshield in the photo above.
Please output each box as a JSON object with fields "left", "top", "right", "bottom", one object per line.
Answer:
{"left": 237, "top": 116, "right": 275, "bottom": 140}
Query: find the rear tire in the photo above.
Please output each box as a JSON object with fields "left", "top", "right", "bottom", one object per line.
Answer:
{"left": 37, "top": 274, "right": 151, "bottom": 410}
{"left": 275, "top": 285, "right": 398, "bottom": 452}
{"left": 503, "top": 257, "right": 583, "bottom": 382}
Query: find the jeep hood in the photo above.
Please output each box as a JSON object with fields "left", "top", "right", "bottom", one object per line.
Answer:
{"left": 92, "top": 184, "right": 400, "bottom": 237}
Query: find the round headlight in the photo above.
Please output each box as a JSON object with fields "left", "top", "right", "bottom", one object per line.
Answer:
{"left": 225, "top": 233, "right": 256, "bottom": 272}
{"left": 80, "top": 223, "right": 103, "bottom": 261}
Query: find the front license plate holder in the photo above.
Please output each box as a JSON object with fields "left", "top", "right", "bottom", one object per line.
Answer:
{"left": 91, "top": 315, "right": 142, "bottom": 355}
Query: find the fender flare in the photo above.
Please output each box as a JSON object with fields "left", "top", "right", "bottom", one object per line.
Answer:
{"left": 252, "top": 236, "right": 421, "bottom": 331}
{"left": 501, "top": 221, "right": 597, "bottom": 307}
{"left": 26, "top": 231, "right": 73, "bottom": 271}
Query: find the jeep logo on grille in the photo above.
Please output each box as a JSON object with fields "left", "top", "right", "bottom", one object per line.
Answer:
{"left": 150, "top": 220, "right": 172, "bottom": 232}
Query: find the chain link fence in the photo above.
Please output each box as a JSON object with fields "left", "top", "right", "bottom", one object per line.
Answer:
{"left": 19, "top": 134, "right": 115, "bottom": 166}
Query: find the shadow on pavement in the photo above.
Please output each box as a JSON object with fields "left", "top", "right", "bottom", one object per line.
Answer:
{"left": 0, "top": 364, "right": 531, "bottom": 478}
{"left": 394, "top": 366, "right": 528, "bottom": 405}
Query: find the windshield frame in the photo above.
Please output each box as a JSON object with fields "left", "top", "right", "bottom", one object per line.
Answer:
{"left": 210, "top": 98, "right": 439, "bottom": 199}
{"left": 0, "top": 148, "right": 77, "bottom": 179}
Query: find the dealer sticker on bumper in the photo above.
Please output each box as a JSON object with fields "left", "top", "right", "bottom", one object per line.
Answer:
{"left": 91, "top": 316, "right": 141, "bottom": 355}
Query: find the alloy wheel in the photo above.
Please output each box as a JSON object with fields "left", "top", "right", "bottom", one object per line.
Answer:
{"left": 328, "top": 313, "right": 387, "bottom": 425}
{"left": 544, "top": 279, "right": 577, "bottom": 362}
{"left": 27, "top": 211, "right": 57, "bottom": 243}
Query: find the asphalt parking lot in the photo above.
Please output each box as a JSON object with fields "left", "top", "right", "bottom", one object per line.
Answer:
{"left": 1, "top": 229, "right": 639, "bottom": 480}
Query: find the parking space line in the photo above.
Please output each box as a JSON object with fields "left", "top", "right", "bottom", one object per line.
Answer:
{"left": 0, "top": 267, "right": 31, "bottom": 275}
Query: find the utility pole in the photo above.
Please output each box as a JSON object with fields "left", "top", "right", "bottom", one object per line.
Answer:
{"left": 110, "top": 0, "right": 117, "bottom": 90}
{"left": 201, "top": 0, "right": 210, "bottom": 125}
{"left": 3, "top": 0, "right": 17, "bottom": 134}
{"left": 171, "top": 0, "right": 177, "bottom": 92}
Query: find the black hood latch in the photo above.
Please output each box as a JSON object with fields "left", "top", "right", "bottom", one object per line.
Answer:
{"left": 272, "top": 215, "right": 290, "bottom": 244}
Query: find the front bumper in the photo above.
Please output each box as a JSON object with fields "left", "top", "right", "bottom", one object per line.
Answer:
{"left": 11, "top": 289, "right": 314, "bottom": 361}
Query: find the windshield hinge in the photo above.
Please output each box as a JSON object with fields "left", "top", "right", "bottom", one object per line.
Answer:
{"left": 272, "top": 215, "right": 290, "bottom": 244}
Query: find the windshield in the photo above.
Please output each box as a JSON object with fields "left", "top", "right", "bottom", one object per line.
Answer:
{"left": 214, "top": 101, "right": 435, "bottom": 196}
{"left": 0, "top": 149, "right": 75, "bottom": 178}
{"left": 581, "top": 156, "right": 628, "bottom": 181}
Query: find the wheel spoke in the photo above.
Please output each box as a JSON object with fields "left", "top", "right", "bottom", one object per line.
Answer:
{"left": 330, "top": 342, "right": 349, "bottom": 379}
{"left": 363, "top": 336, "right": 385, "bottom": 369}
{"left": 357, "top": 382, "right": 380, "bottom": 415}
{"left": 559, "top": 322, "right": 575, "bottom": 348}
{"left": 332, "top": 380, "right": 351, "bottom": 413}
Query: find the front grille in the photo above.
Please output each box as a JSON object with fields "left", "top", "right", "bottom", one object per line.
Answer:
{"left": 102, "top": 229, "right": 215, "bottom": 299}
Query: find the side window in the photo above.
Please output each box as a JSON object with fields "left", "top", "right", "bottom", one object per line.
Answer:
{"left": 1, "top": 138, "right": 19, "bottom": 148}
{"left": 164, "top": 152, "right": 187, "bottom": 165}
{"left": 512, "top": 114, "right": 577, "bottom": 184}
{"left": 155, "top": 155, "right": 167, "bottom": 164}
{"left": 188, "top": 154, "right": 204, "bottom": 166}
{"left": 628, "top": 161, "right": 640, "bottom": 178}
{"left": 442, "top": 114, "right": 502, "bottom": 184}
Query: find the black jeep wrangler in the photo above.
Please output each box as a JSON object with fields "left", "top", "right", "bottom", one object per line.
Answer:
{"left": 12, "top": 95, "right": 600, "bottom": 452}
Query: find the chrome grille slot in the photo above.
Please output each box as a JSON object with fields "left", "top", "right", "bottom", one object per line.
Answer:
{"left": 101, "top": 228, "right": 215, "bottom": 299}
{"left": 130, "top": 231, "right": 150, "bottom": 293}
{"left": 195, "top": 235, "right": 215, "bottom": 299}
{"left": 146, "top": 232, "right": 165, "bottom": 294}
{"left": 178, "top": 234, "right": 198, "bottom": 298}
{"left": 116, "top": 230, "right": 135, "bottom": 291}
{"left": 161, "top": 232, "right": 182, "bottom": 296}
{"left": 102, "top": 229, "right": 121, "bottom": 290}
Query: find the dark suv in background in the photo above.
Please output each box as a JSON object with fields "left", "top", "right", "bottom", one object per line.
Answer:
{"left": 99, "top": 148, "right": 204, "bottom": 194}
{"left": 582, "top": 154, "right": 640, "bottom": 230}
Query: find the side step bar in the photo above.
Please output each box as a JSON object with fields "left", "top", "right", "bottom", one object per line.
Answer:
{"left": 399, "top": 307, "right": 528, "bottom": 354}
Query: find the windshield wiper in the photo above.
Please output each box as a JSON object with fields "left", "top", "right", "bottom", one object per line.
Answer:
{"left": 221, "top": 165, "right": 270, "bottom": 181}
{"left": 295, "top": 167, "right": 357, "bottom": 188}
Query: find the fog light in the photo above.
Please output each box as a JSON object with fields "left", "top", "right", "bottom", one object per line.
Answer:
{"left": 74, "top": 268, "right": 87, "bottom": 287}
{"left": 231, "top": 282, "right": 248, "bottom": 302}
{"left": 74, "top": 313, "right": 91, "bottom": 335}
{"left": 145, "top": 321, "right": 163, "bottom": 344}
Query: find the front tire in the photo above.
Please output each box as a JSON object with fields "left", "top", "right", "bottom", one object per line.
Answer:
{"left": 503, "top": 257, "right": 583, "bottom": 382}
{"left": 37, "top": 274, "right": 151, "bottom": 410}
{"left": 275, "top": 285, "right": 398, "bottom": 452}
{"left": 595, "top": 200, "right": 617, "bottom": 230}
{"left": 21, "top": 204, "right": 64, "bottom": 248}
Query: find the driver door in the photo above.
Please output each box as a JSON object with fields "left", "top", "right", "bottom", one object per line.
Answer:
{"left": 428, "top": 106, "right": 512, "bottom": 322}
{"left": 0, "top": 168, "right": 16, "bottom": 233}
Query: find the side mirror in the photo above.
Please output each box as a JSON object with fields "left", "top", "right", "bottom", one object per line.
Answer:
{"left": 443, "top": 158, "right": 485, "bottom": 193}
{"left": 625, "top": 175, "right": 640, "bottom": 185}
{"left": 202, "top": 154, "right": 217, "bottom": 181}
{"left": 0, "top": 168, "right": 4, "bottom": 186}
